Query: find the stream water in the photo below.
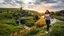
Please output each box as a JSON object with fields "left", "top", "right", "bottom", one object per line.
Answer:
{"left": 51, "top": 18, "right": 63, "bottom": 25}
{"left": 19, "top": 18, "right": 63, "bottom": 29}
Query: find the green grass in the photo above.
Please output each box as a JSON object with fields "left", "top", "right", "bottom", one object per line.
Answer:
{"left": 0, "top": 8, "right": 38, "bottom": 36}
{"left": 19, "top": 22, "right": 64, "bottom": 36}
{"left": 0, "top": 8, "right": 64, "bottom": 36}
{"left": 52, "top": 15, "right": 64, "bottom": 21}
{"left": 19, "top": 16, "right": 36, "bottom": 27}
{"left": 0, "top": 24, "right": 25, "bottom": 36}
{"left": 20, "top": 27, "right": 43, "bottom": 36}
{"left": 50, "top": 22, "right": 64, "bottom": 36}
{"left": 0, "top": 19, "right": 17, "bottom": 26}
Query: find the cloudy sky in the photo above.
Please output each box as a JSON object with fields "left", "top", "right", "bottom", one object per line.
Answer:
{"left": 0, "top": 0, "right": 64, "bottom": 12}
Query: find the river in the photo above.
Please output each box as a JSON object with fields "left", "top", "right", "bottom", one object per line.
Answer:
{"left": 19, "top": 18, "right": 63, "bottom": 29}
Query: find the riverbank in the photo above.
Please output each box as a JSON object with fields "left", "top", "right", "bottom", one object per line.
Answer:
{"left": 20, "top": 18, "right": 62, "bottom": 29}
{"left": 11, "top": 22, "right": 64, "bottom": 36}
{"left": 52, "top": 15, "right": 64, "bottom": 21}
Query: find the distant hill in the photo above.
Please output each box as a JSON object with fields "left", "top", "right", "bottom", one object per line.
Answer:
{"left": 0, "top": 8, "right": 20, "bottom": 12}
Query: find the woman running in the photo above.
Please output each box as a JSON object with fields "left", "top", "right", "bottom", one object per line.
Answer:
{"left": 45, "top": 10, "right": 51, "bottom": 34}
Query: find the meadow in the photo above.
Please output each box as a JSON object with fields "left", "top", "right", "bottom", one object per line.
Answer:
{"left": 0, "top": 8, "right": 64, "bottom": 36}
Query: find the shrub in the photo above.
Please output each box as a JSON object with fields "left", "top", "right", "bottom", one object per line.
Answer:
{"left": 19, "top": 17, "right": 35, "bottom": 27}
{"left": 0, "top": 13, "right": 7, "bottom": 19}
{"left": 0, "top": 24, "right": 25, "bottom": 36}
{"left": 25, "top": 20, "right": 35, "bottom": 27}
{"left": 6, "top": 13, "right": 13, "bottom": 19}
{"left": 0, "top": 19, "right": 17, "bottom": 26}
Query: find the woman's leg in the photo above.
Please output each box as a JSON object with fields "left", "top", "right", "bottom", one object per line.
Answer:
{"left": 46, "top": 20, "right": 50, "bottom": 31}
{"left": 47, "top": 24, "right": 50, "bottom": 31}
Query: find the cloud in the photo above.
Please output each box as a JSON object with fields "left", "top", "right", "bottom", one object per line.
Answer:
{"left": 0, "top": 0, "right": 64, "bottom": 11}
{"left": 35, "top": 0, "right": 64, "bottom": 11}
{"left": 0, "top": 0, "right": 24, "bottom": 8}
{"left": 0, "top": 0, "right": 35, "bottom": 8}
{"left": 35, "top": 0, "right": 58, "bottom": 4}
{"left": 3, "top": 0, "right": 21, "bottom": 6}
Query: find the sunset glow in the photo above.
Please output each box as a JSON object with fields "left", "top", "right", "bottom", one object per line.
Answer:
{"left": 38, "top": 10, "right": 45, "bottom": 13}
{"left": 35, "top": 5, "right": 46, "bottom": 13}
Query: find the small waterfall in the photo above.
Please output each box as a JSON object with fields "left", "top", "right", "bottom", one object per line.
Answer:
{"left": 18, "top": 20, "right": 30, "bottom": 29}
{"left": 20, "top": 24, "right": 30, "bottom": 29}
{"left": 23, "top": 24, "right": 30, "bottom": 29}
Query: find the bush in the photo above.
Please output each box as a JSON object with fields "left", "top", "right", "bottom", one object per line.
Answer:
{"left": 25, "top": 20, "right": 35, "bottom": 27}
{"left": 0, "top": 19, "right": 17, "bottom": 26}
{"left": 0, "top": 12, "right": 14, "bottom": 19}
{"left": 19, "top": 17, "right": 35, "bottom": 27}
{"left": 50, "top": 22, "right": 64, "bottom": 36}
{"left": 0, "top": 13, "right": 7, "bottom": 19}
{"left": 0, "top": 24, "right": 25, "bottom": 36}
{"left": 6, "top": 14, "right": 13, "bottom": 19}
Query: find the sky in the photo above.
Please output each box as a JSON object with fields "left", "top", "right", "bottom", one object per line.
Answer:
{"left": 0, "top": 0, "right": 64, "bottom": 13}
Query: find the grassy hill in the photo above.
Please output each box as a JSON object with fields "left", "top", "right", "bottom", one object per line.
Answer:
{"left": 0, "top": 8, "right": 64, "bottom": 36}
